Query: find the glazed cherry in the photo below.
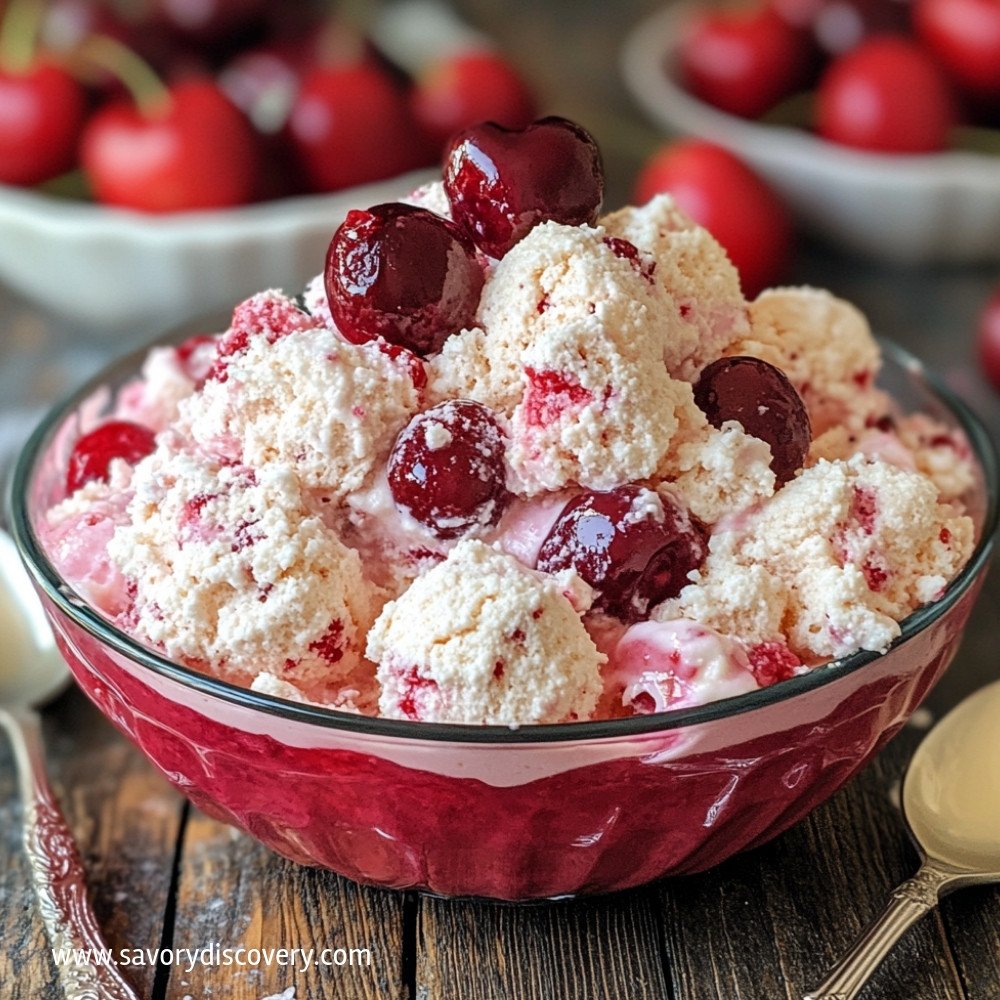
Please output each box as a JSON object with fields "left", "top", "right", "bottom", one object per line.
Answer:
{"left": 693, "top": 356, "right": 811, "bottom": 485}
{"left": 387, "top": 400, "right": 511, "bottom": 538}
{"left": 443, "top": 116, "right": 604, "bottom": 259}
{"left": 66, "top": 421, "right": 156, "bottom": 494}
{"left": 325, "top": 202, "right": 484, "bottom": 357}
{"left": 536, "top": 486, "right": 708, "bottom": 622}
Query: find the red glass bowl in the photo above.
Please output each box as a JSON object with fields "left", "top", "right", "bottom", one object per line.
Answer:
{"left": 10, "top": 340, "right": 998, "bottom": 901}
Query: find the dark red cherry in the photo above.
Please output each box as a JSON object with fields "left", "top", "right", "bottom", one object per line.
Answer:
{"left": 325, "top": 202, "right": 484, "bottom": 357}
{"left": 388, "top": 400, "right": 511, "bottom": 538}
{"left": 66, "top": 420, "right": 156, "bottom": 494}
{"left": 693, "top": 356, "right": 811, "bottom": 485}
{"left": 443, "top": 116, "right": 605, "bottom": 259}
{"left": 536, "top": 486, "right": 708, "bottom": 622}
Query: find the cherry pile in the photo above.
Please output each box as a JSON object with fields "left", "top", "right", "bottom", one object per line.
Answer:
{"left": 677, "top": 0, "right": 1000, "bottom": 154}
{"left": 0, "top": 0, "right": 537, "bottom": 211}
{"left": 324, "top": 116, "right": 605, "bottom": 360}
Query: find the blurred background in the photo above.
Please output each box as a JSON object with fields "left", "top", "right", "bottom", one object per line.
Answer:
{"left": 1, "top": 0, "right": 999, "bottom": 717}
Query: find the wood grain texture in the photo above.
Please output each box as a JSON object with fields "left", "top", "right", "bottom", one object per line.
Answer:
{"left": 418, "top": 890, "right": 669, "bottom": 1000}
{"left": 164, "top": 807, "right": 407, "bottom": 1000}
{"left": 0, "top": 689, "right": 184, "bottom": 1000}
{"left": 658, "top": 723, "right": 978, "bottom": 1000}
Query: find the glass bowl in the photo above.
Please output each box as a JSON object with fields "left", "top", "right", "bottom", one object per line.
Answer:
{"left": 9, "top": 338, "right": 998, "bottom": 901}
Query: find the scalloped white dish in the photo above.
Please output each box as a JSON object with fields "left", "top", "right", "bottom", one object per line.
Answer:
{"left": 621, "top": 5, "right": 1000, "bottom": 264}
{"left": 0, "top": 168, "right": 435, "bottom": 334}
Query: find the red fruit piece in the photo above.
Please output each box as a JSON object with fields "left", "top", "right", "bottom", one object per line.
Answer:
{"left": 66, "top": 420, "right": 156, "bottom": 493}
{"left": 634, "top": 140, "right": 793, "bottom": 298}
{"left": 915, "top": 0, "right": 1000, "bottom": 101}
{"left": 976, "top": 287, "right": 1000, "bottom": 392}
{"left": 521, "top": 368, "right": 594, "bottom": 428}
{"left": 209, "top": 291, "right": 313, "bottom": 380}
{"left": 679, "top": 5, "right": 815, "bottom": 119}
{"left": 536, "top": 486, "right": 708, "bottom": 623}
{"left": 0, "top": 61, "right": 87, "bottom": 185}
{"left": 747, "top": 641, "right": 802, "bottom": 686}
{"left": 387, "top": 399, "right": 510, "bottom": 539}
{"left": 411, "top": 50, "right": 536, "bottom": 150}
{"left": 81, "top": 79, "right": 261, "bottom": 211}
{"left": 815, "top": 37, "right": 957, "bottom": 154}
{"left": 287, "top": 63, "right": 431, "bottom": 193}
{"left": 694, "top": 356, "right": 811, "bottom": 485}
{"left": 325, "top": 202, "right": 484, "bottom": 357}
{"left": 443, "top": 116, "right": 605, "bottom": 259}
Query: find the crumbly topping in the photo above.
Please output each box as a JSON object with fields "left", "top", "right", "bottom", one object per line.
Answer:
{"left": 109, "top": 450, "right": 379, "bottom": 693}
{"left": 734, "top": 286, "right": 885, "bottom": 435}
{"left": 177, "top": 326, "right": 420, "bottom": 501}
{"left": 368, "top": 540, "right": 604, "bottom": 724}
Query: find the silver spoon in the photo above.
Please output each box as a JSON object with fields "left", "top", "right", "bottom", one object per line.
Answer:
{"left": 804, "top": 680, "right": 1000, "bottom": 1000}
{"left": 0, "top": 528, "right": 138, "bottom": 1000}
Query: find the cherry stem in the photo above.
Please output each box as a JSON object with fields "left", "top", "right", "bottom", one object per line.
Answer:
{"left": 74, "top": 34, "right": 170, "bottom": 117}
{"left": 0, "top": 0, "right": 47, "bottom": 74}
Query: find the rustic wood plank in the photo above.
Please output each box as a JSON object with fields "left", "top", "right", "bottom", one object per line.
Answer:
{"left": 0, "top": 687, "right": 184, "bottom": 1000}
{"left": 164, "top": 807, "right": 407, "bottom": 1000}
{"left": 418, "top": 890, "right": 669, "bottom": 1000}
{"left": 655, "top": 719, "right": 992, "bottom": 1000}
{"left": 942, "top": 888, "right": 1000, "bottom": 1000}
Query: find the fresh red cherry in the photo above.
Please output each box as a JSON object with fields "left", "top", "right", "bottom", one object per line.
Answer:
{"left": 66, "top": 421, "right": 156, "bottom": 494}
{"left": 634, "top": 140, "right": 793, "bottom": 298}
{"left": 387, "top": 400, "right": 510, "bottom": 538}
{"left": 0, "top": 60, "right": 86, "bottom": 185}
{"left": 816, "top": 37, "right": 957, "bottom": 153}
{"left": 915, "top": 0, "right": 1000, "bottom": 101}
{"left": 537, "top": 486, "right": 708, "bottom": 622}
{"left": 693, "top": 356, "right": 811, "bottom": 485}
{"left": 443, "top": 116, "right": 605, "bottom": 259}
{"left": 976, "top": 287, "right": 1000, "bottom": 392}
{"left": 81, "top": 78, "right": 261, "bottom": 211}
{"left": 411, "top": 51, "right": 536, "bottom": 150}
{"left": 325, "top": 202, "right": 484, "bottom": 357}
{"left": 287, "top": 63, "right": 431, "bottom": 194}
{"left": 679, "top": 4, "right": 816, "bottom": 119}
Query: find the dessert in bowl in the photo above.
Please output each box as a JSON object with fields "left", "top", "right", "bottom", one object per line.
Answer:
{"left": 11, "top": 117, "right": 998, "bottom": 900}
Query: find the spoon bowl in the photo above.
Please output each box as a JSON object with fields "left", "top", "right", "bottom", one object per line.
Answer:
{"left": 903, "top": 680, "right": 1000, "bottom": 877}
{"left": 805, "top": 682, "right": 1000, "bottom": 1000}
{"left": 0, "top": 528, "right": 68, "bottom": 709}
{"left": 0, "top": 526, "right": 138, "bottom": 999}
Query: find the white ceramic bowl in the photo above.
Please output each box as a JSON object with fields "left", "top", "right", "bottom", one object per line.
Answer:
{"left": 0, "top": 168, "right": 435, "bottom": 334}
{"left": 621, "top": 5, "right": 1000, "bottom": 264}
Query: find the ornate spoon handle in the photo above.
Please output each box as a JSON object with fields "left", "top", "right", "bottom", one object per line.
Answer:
{"left": 0, "top": 706, "right": 139, "bottom": 1000}
{"left": 803, "top": 860, "right": 959, "bottom": 1000}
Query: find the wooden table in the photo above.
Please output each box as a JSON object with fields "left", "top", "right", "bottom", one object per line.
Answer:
{"left": 2, "top": 2, "right": 1000, "bottom": 996}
